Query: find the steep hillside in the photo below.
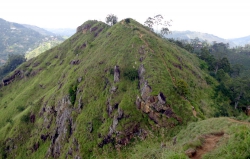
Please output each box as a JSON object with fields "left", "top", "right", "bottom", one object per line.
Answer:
{"left": 0, "top": 19, "right": 230, "bottom": 158}
{"left": 25, "top": 40, "right": 63, "bottom": 60}
{"left": 0, "top": 18, "right": 63, "bottom": 65}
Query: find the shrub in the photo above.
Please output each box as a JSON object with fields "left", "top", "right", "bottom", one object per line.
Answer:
{"left": 125, "top": 18, "right": 130, "bottom": 24}
{"left": 17, "top": 106, "right": 25, "bottom": 112}
{"left": 123, "top": 68, "right": 138, "bottom": 81}
{"left": 69, "top": 84, "right": 77, "bottom": 105}
{"left": 176, "top": 79, "right": 189, "bottom": 96}
{"left": 21, "top": 113, "right": 30, "bottom": 123}
{"left": 110, "top": 68, "right": 114, "bottom": 75}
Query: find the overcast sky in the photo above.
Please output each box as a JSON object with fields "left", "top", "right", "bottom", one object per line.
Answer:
{"left": 1, "top": 0, "right": 250, "bottom": 39}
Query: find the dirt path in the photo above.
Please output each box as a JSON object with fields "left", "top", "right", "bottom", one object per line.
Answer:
{"left": 228, "top": 118, "right": 250, "bottom": 125}
{"left": 191, "top": 134, "right": 223, "bottom": 159}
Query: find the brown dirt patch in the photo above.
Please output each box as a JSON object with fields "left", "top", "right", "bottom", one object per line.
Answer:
{"left": 228, "top": 118, "right": 250, "bottom": 125}
{"left": 190, "top": 132, "right": 224, "bottom": 159}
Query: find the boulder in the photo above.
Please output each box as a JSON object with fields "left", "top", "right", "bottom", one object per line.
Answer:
{"left": 158, "top": 92, "right": 166, "bottom": 105}
{"left": 141, "top": 101, "right": 150, "bottom": 113}
{"left": 185, "top": 148, "right": 196, "bottom": 157}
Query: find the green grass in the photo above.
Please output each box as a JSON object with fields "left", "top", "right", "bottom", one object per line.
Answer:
{"left": 0, "top": 19, "right": 242, "bottom": 158}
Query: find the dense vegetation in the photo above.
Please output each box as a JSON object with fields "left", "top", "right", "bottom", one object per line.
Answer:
{"left": 0, "top": 54, "right": 26, "bottom": 80}
{"left": 0, "top": 18, "right": 250, "bottom": 159}
{"left": 169, "top": 38, "right": 250, "bottom": 115}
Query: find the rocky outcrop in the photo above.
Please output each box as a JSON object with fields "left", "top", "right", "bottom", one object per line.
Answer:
{"left": 2, "top": 70, "right": 23, "bottom": 86}
{"left": 70, "top": 60, "right": 80, "bottom": 65}
{"left": 185, "top": 148, "right": 196, "bottom": 157}
{"left": 47, "top": 96, "right": 74, "bottom": 158}
{"left": 138, "top": 64, "right": 146, "bottom": 91}
{"left": 114, "top": 65, "right": 120, "bottom": 83}
{"left": 136, "top": 65, "right": 180, "bottom": 127}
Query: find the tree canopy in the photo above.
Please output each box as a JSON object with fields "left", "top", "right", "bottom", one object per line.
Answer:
{"left": 105, "top": 14, "right": 118, "bottom": 26}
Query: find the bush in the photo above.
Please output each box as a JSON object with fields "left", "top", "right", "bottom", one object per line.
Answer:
{"left": 21, "top": 113, "right": 30, "bottom": 123}
{"left": 17, "top": 106, "right": 25, "bottom": 112}
{"left": 69, "top": 84, "right": 77, "bottom": 105}
{"left": 123, "top": 68, "right": 138, "bottom": 81}
{"left": 125, "top": 18, "right": 130, "bottom": 24}
{"left": 176, "top": 79, "right": 189, "bottom": 96}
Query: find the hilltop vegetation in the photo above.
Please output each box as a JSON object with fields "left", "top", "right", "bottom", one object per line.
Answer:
{"left": 0, "top": 18, "right": 250, "bottom": 159}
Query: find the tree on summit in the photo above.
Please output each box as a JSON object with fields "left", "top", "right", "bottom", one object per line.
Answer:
{"left": 144, "top": 14, "right": 172, "bottom": 36}
{"left": 105, "top": 14, "right": 118, "bottom": 26}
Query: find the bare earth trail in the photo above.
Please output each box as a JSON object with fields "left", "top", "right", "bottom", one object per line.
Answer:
{"left": 228, "top": 118, "right": 250, "bottom": 125}
{"left": 191, "top": 134, "right": 223, "bottom": 159}
{"left": 190, "top": 118, "right": 249, "bottom": 159}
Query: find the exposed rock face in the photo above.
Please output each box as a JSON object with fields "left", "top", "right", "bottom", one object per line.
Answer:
{"left": 138, "top": 64, "right": 146, "bottom": 91}
{"left": 2, "top": 70, "right": 23, "bottom": 86}
{"left": 47, "top": 96, "right": 74, "bottom": 158}
{"left": 136, "top": 65, "right": 181, "bottom": 127}
{"left": 70, "top": 60, "right": 80, "bottom": 65}
{"left": 76, "top": 24, "right": 92, "bottom": 33}
{"left": 141, "top": 83, "right": 152, "bottom": 101}
{"left": 114, "top": 65, "right": 120, "bottom": 83}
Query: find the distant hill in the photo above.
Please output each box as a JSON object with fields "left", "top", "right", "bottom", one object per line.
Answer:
{"left": 229, "top": 35, "right": 250, "bottom": 46}
{"left": 166, "top": 30, "right": 236, "bottom": 47}
{"left": 0, "top": 18, "right": 64, "bottom": 65}
{"left": 22, "top": 24, "right": 55, "bottom": 36}
{"left": 44, "top": 28, "right": 75, "bottom": 37}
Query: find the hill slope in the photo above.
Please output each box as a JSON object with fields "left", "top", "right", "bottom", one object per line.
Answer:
{"left": 0, "top": 19, "right": 237, "bottom": 158}
{"left": 230, "top": 35, "right": 250, "bottom": 46}
{"left": 0, "top": 18, "right": 63, "bottom": 65}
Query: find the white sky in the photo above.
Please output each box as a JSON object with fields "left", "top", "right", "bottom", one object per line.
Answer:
{"left": 1, "top": 0, "right": 250, "bottom": 39}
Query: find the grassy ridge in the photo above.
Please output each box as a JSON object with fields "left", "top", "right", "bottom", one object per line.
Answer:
{"left": 0, "top": 19, "right": 236, "bottom": 158}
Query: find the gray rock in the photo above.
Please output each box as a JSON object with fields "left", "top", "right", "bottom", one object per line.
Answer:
{"left": 117, "top": 107, "right": 124, "bottom": 119}
{"left": 136, "top": 96, "right": 141, "bottom": 109}
{"left": 158, "top": 92, "right": 166, "bottom": 105}
{"left": 141, "top": 83, "right": 152, "bottom": 101}
{"left": 114, "top": 65, "right": 120, "bottom": 83}
{"left": 111, "top": 86, "right": 117, "bottom": 93}
{"left": 185, "top": 148, "right": 196, "bottom": 157}
{"left": 77, "top": 77, "right": 82, "bottom": 83}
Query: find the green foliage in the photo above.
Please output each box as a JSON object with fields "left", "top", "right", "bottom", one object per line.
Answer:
{"left": 125, "top": 18, "right": 130, "bottom": 24}
{"left": 0, "top": 54, "right": 26, "bottom": 79}
{"left": 21, "top": 113, "right": 30, "bottom": 123}
{"left": 105, "top": 14, "right": 118, "bottom": 26}
{"left": 123, "top": 68, "right": 138, "bottom": 81}
{"left": 16, "top": 106, "right": 25, "bottom": 112}
{"left": 176, "top": 79, "right": 189, "bottom": 96}
{"left": 69, "top": 84, "right": 77, "bottom": 106}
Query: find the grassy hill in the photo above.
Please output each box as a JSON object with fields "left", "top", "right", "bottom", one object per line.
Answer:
{"left": 0, "top": 19, "right": 248, "bottom": 159}
{"left": 25, "top": 40, "right": 63, "bottom": 60}
{"left": 0, "top": 18, "right": 63, "bottom": 65}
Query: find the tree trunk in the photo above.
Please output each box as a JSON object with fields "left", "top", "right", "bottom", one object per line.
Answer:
{"left": 235, "top": 101, "right": 239, "bottom": 109}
